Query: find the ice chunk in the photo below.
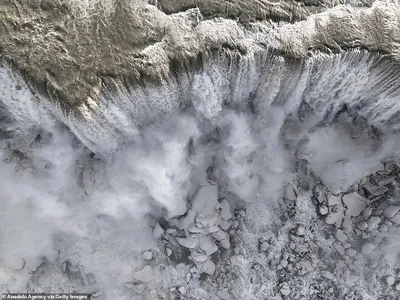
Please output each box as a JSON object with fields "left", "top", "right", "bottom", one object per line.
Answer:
{"left": 220, "top": 239, "right": 230, "bottom": 250}
{"left": 280, "top": 283, "right": 291, "bottom": 296}
{"left": 191, "top": 185, "right": 219, "bottom": 216}
{"left": 218, "top": 219, "right": 231, "bottom": 231}
{"left": 335, "top": 230, "right": 347, "bottom": 242}
{"left": 191, "top": 252, "right": 208, "bottom": 263}
{"left": 212, "top": 230, "right": 228, "bottom": 241}
{"left": 199, "top": 236, "right": 218, "bottom": 255}
{"left": 141, "top": 250, "right": 153, "bottom": 261}
{"left": 342, "top": 193, "right": 368, "bottom": 217}
{"left": 361, "top": 242, "right": 375, "bottom": 255}
{"left": 367, "top": 217, "right": 381, "bottom": 232}
{"left": 176, "top": 237, "right": 197, "bottom": 249}
{"left": 220, "top": 199, "right": 232, "bottom": 220}
{"left": 125, "top": 282, "right": 146, "bottom": 294}
{"left": 195, "top": 211, "right": 219, "bottom": 228}
{"left": 284, "top": 184, "right": 297, "bottom": 201}
{"left": 153, "top": 222, "right": 164, "bottom": 239}
{"left": 383, "top": 206, "right": 400, "bottom": 218}
{"left": 201, "top": 259, "right": 216, "bottom": 275}
{"left": 133, "top": 265, "right": 153, "bottom": 283}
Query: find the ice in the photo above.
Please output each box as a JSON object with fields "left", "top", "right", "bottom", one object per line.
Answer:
{"left": 219, "top": 199, "right": 232, "bottom": 221}
{"left": 199, "top": 236, "right": 218, "bottom": 256}
{"left": 133, "top": 265, "right": 153, "bottom": 283}
{"left": 176, "top": 237, "right": 198, "bottom": 249}
{"left": 200, "top": 260, "right": 215, "bottom": 275}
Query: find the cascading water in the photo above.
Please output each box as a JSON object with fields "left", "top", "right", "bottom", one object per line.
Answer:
{"left": 1, "top": 39, "right": 400, "bottom": 300}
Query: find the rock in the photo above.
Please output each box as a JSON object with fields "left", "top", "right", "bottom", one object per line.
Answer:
{"left": 367, "top": 217, "right": 381, "bottom": 232}
{"left": 179, "top": 286, "right": 186, "bottom": 295}
{"left": 141, "top": 250, "right": 153, "bottom": 261}
{"left": 385, "top": 276, "right": 395, "bottom": 286}
{"left": 176, "top": 237, "right": 197, "bottom": 249}
{"left": 219, "top": 219, "right": 232, "bottom": 231}
{"left": 280, "top": 282, "right": 291, "bottom": 296}
{"left": 199, "top": 236, "right": 218, "bottom": 255}
{"left": 166, "top": 248, "right": 172, "bottom": 257}
{"left": 133, "top": 265, "right": 153, "bottom": 283}
{"left": 383, "top": 206, "right": 400, "bottom": 218}
{"left": 346, "top": 248, "right": 357, "bottom": 257}
{"left": 201, "top": 259, "right": 216, "bottom": 275}
{"left": 125, "top": 282, "right": 146, "bottom": 294}
{"left": 220, "top": 199, "right": 232, "bottom": 220}
{"left": 220, "top": 239, "right": 231, "bottom": 250}
{"left": 342, "top": 193, "right": 368, "bottom": 217}
{"left": 319, "top": 205, "right": 329, "bottom": 215}
{"left": 284, "top": 184, "right": 297, "bottom": 201}
{"left": 361, "top": 242, "right": 375, "bottom": 255}
{"left": 153, "top": 222, "right": 164, "bottom": 239}
{"left": 335, "top": 229, "right": 348, "bottom": 242}
{"left": 356, "top": 221, "right": 368, "bottom": 231}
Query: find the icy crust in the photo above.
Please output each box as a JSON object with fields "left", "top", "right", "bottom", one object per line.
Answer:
{"left": 0, "top": 0, "right": 400, "bottom": 110}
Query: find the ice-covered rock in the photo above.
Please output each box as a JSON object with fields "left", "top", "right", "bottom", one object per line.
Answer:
{"left": 133, "top": 265, "right": 153, "bottom": 283}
